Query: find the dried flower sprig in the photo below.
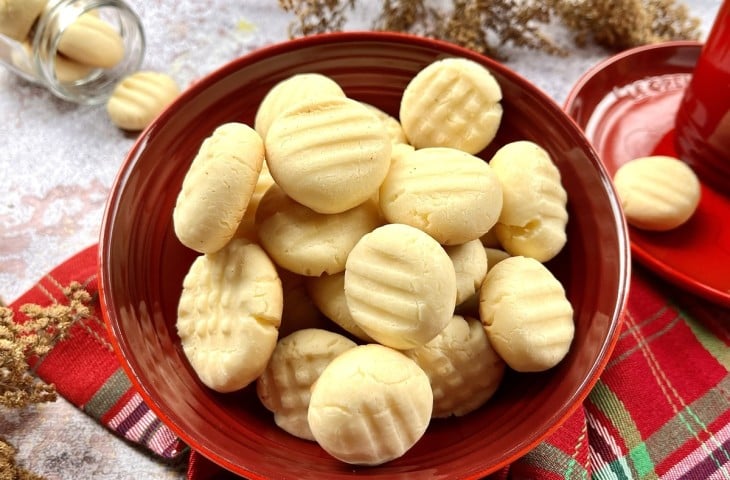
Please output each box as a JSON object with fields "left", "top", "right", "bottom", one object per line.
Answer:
{"left": 279, "top": 0, "right": 701, "bottom": 57}
{"left": 0, "top": 283, "right": 92, "bottom": 480}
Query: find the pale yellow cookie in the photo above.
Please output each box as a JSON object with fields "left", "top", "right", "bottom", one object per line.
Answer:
{"left": 308, "top": 344, "right": 433, "bottom": 466}
{"left": 344, "top": 223, "right": 456, "bottom": 349}
{"left": 613, "top": 155, "right": 701, "bottom": 231}
{"left": 257, "top": 328, "right": 356, "bottom": 441}
{"left": 176, "top": 238, "right": 283, "bottom": 392}
{"left": 14, "top": 42, "right": 94, "bottom": 83}
{"left": 400, "top": 57, "right": 502, "bottom": 154}
{"left": 277, "top": 268, "right": 332, "bottom": 338}
{"left": 379, "top": 147, "right": 503, "bottom": 245}
{"left": 361, "top": 102, "right": 408, "bottom": 144}
{"left": 489, "top": 141, "right": 568, "bottom": 262}
{"left": 479, "top": 256, "right": 574, "bottom": 372}
{"left": 404, "top": 315, "right": 504, "bottom": 418}
{"left": 106, "top": 71, "right": 180, "bottom": 131}
{"left": 265, "top": 96, "right": 392, "bottom": 214}
{"left": 305, "top": 272, "right": 373, "bottom": 342}
{"left": 0, "top": 0, "right": 46, "bottom": 41}
{"left": 254, "top": 73, "right": 346, "bottom": 140}
{"left": 256, "top": 184, "right": 382, "bottom": 276}
{"left": 444, "top": 239, "right": 488, "bottom": 305}
{"left": 173, "top": 123, "right": 264, "bottom": 254}
{"left": 57, "top": 13, "right": 125, "bottom": 68}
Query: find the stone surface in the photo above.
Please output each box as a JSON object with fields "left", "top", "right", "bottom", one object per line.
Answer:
{"left": 0, "top": 0, "right": 720, "bottom": 478}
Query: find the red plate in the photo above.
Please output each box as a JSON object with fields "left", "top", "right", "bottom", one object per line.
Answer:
{"left": 565, "top": 41, "right": 730, "bottom": 307}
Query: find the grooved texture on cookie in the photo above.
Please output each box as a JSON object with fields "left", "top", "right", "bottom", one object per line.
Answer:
{"left": 256, "top": 185, "right": 382, "bottom": 276}
{"left": 306, "top": 272, "right": 373, "bottom": 342}
{"left": 379, "top": 147, "right": 503, "bottom": 245}
{"left": 308, "top": 344, "right": 433, "bottom": 466}
{"left": 57, "top": 13, "right": 125, "bottom": 68}
{"left": 613, "top": 155, "right": 700, "bottom": 231}
{"left": 479, "top": 256, "right": 574, "bottom": 372}
{"left": 176, "top": 239, "right": 283, "bottom": 392}
{"left": 173, "top": 123, "right": 264, "bottom": 254}
{"left": 489, "top": 141, "right": 568, "bottom": 262}
{"left": 405, "top": 315, "right": 504, "bottom": 418}
{"left": 265, "top": 96, "right": 392, "bottom": 214}
{"left": 254, "top": 73, "right": 346, "bottom": 140}
{"left": 344, "top": 223, "right": 456, "bottom": 350}
{"left": 256, "top": 329, "right": 356, "bottom": 441}
{"left": 106, "top": 71, "right": 180, "bottom": 131}
{"left": 399, "top": 57, "right": 503, "bottom": 154}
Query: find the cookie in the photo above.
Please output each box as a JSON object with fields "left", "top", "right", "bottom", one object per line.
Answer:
{"left": 254, "top": 73, "right": 346, "bottom": 140}
{"left": 404, "top": 315, "right": 504, "bottom": 417}
{"left": 613, "top": 155, "right": 701, "bottom": 231}
{"left": 379, "top": 147, "right": 503, "bottom": 245}
{"left": 265, "top": 96, "right": 392, "bottom": 214}
{"left": 57, "top": 12, "right": 125, "bottom": 68}
{"left": 444, "top": 239, "right": 488, "bottom": 305}
{"left": 344, "top": 223, "right": 456, "bottom": 349}
{"left": 0, "top": 0, "right": 46, "bottom": 41}
{"left": 361, "top": 102, "right": 408, "bottom": 145}
{"left": 489, "top": 141, "right": 568, "bottom": 262}
{"left": 257, "top": 328, "right": 356, "bottom": 441}
{"left": 176, "top": 238, "right": 283, "bottom": 392}
{"left": 106, "top": 71, "right": 180, "bottom": 131}
{"left": 479, "top": 256, "right": 574, "bottom": 372}
{"left": 173, "top": 122, "right": 264, "bottom": 254}
{"left": 399, "top": 57, "right": 502, "bottom": 154}
{"left": 308, "top": 344, "right": 433, "bottom": 465}
{"left": 256, "top": 184, "right": 382, "bottom": 276}
{"left": 305, "top": 272, "right": 373, "bottom": 342}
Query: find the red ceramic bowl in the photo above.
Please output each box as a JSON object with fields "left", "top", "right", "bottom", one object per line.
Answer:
{"left": 99, "top": 32, "right": 630, "bottom": 479}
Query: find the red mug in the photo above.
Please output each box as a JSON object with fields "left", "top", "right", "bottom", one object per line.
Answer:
{"left": 674, "top": 0, "right": 730, "bottom": 195}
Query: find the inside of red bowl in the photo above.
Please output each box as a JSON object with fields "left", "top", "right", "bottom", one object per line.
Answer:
{"left": 100, "top": 32, "right": 629, "bottom": 480}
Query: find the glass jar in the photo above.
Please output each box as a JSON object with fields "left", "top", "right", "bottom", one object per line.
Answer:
{"left": 0, "top": 0, "right": 145, "bottom": 105}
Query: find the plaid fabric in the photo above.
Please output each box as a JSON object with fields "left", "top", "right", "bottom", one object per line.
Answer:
{"left": 8, "top": 246, "right": 730, "bottom": 479}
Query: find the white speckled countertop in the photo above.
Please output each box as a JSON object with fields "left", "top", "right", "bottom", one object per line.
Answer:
{"left": 0, "top": 1, "right": 720, "bottom": 478}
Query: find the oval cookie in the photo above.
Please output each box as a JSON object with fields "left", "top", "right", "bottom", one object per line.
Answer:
{"left": 265, "top": 96, "right": 392, "bottom": 214}
{"left": 399, "top": 57, "right": 502, "bottom": 154}
{"left": 308, "top": 344, "right": 433, "bottom": 465}
{"left": 173, "top": 123, "right": 264, "bottom": 254}
{"left": 344, "top": 223, "right": 456, "bottom": 349}
{"left": 613, "top": 155, "right": 700, "bottom": 231}
{"left": 479, "top": 256, "right": 574, "bottom": 372}
{"left": 379, "top": 147, "right": 503, "bottom": 245}
{"left": 489, "top": 141, "right": 568, "bottom": 262}
{"left": 176, "top": 238, "right": 283, "bottom": 392}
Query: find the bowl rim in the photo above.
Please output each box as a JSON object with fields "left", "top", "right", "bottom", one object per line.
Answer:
{"left": 99, "top": 30, "right": 631, "bottom": 478}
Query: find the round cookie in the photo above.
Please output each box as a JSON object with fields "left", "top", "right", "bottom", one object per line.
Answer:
{"left": 399, "top": 57, "right": 503, "bottom": 154}
{"left": 265, "top": 96, "right": 392, "bottom": 214}
{"left": 404, "top": 315, "right": 505, "bottom": 418}
{"left": 106, "top": 71, "right": 180, "bottom": 131}
{"left": 257, "top": 328, "right": 356, "bottom": 441}
{"left": 379, "top": 147, "right": 503, "bottom": 245}
{"left": 444, "top": 239, "right": 488, "bottom": 305}
{"left": 344, "top": 223, "right": 457, "bottom": 350}
{"left": 613, "top": 155, "right": 701, "bottom": 231}
{"left": 173, "top": 122, "right": 264, "bottom": 254}
{"left": 489, "top": 140, "right": 568, "bottom": 262}
{"left": 176, "top": 238, "right": 283, "bottom": 392}
{"left": 254, "top": 73, "right": 346, "bottom": 140}
{"left": 479, "top": 256, "right": 574, "bottom": 372}
{"left": 305, "top": 272, "right": 373, "bottom": 342}
{"left": 308, "top": 344, "right": 433, "bottom": 465}
{"left": 256, "top": 184, "right": 382, "bottom": 276}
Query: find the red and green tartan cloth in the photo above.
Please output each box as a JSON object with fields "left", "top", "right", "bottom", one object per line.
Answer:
{"left": 8, "top": 244, "right": 730, "bottom": 479}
